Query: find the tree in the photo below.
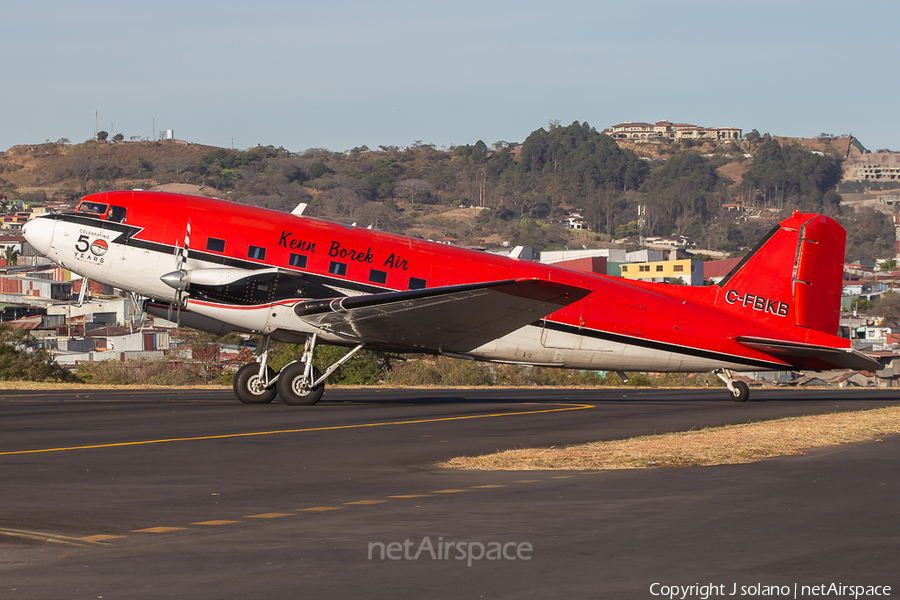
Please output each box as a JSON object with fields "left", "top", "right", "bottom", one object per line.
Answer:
{"left": 96, "top": 131, "right": 108, "bottom": 141}
{"left": 0, "top": 324, "right": 77, "bottom": 382}
{"left": 642, "top": 152, "right": 720, "bottom": 235}
{"left": 63, "top": 158, "right": 105, "bottom": 191}
{"left": 157, "top": 157, "right": 199, "bottom": 179}
{"left": 743, "top": 139, "right": 842, "bottom": 209}
{"left": 614, "top": 221, "right": 639, "bottom": 239}
{"left": 841, "top": 209, "right": 896, "bottom": 261}
{"left": 3, "top": 245, "right": 20, "bottom": 266}
{"left": 306, "top": 162, "right": 333, "bottom": 179}
{"left": 869, "top": 291, "right": 900, "bottom": 327}
{"left": 393, "top": 179, "right": 435, "bottom": 204}
{"left": 519, "top": 121, "right": 649, "bottom": 197}
{"left": 130, "top": 157, "right": 153, "bottom": 178}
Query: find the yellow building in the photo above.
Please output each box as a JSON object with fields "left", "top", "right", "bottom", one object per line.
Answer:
{"left": 619, "top": 258, "right": 703, "bottom": 286}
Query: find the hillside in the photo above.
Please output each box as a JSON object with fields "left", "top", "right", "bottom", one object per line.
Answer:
{"left": 0, "top": 125, "right": 891, "bottom": 259}
{"left": 1, "top": 141, "right": 217, "bottom": 194}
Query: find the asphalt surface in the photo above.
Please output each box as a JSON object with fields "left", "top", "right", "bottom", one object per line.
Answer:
{"left": 1, "top": 386, "right": 898, "bottom": 599}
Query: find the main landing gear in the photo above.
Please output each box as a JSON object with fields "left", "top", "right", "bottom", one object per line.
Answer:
{"left": 713, "top": 369, "right": 750, "bottom": 402}
{"left": 232, "top": 333, "right": 364, "bottom": 406}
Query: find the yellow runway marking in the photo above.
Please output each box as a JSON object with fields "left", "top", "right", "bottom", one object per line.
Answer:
{"left": 0, "top": 403, "right": 593, "bottom": 456}
{"left": 80, "top": 534, "right": 127, "bottom": 542}
{"left": 53, "top": 476, "right": 556, "bottom": 544}
{"left": 552, "top": 475, "right": 575, "bottom": 479}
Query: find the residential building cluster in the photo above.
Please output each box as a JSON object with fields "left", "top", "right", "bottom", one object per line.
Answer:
{"left": 601, "top": 120, "right": 743, "bottom": 142}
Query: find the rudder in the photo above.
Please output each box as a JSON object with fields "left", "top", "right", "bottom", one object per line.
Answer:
{"left": 716, "top": 211, "right": 844, "bottom": 336}
{"left": 792, "top": 214, "right": 845, "bottom": 333}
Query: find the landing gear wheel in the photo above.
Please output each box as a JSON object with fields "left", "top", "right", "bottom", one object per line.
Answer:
{"left": 730, "top": 380, "right": 750, "bottom": 403}
{"left": 233, "top": 363, "right": 277, "bottom": 404}
{"left": 277, "top": 362, "right": 325, "bottom": 406}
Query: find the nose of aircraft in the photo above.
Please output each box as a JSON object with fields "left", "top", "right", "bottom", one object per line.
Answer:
{"left": 22, "top": 217, "right": 55, "bottom": 256}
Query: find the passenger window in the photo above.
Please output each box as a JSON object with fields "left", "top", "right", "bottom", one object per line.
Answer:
{"left": 248, "top": 245, "right": 266, "bottom": 260}
{"left": 207, "top": 238, "right": 226, "bottom": 252}
{"left": 108, "top": 205, "right": 127, "bottom": 222}
{"left": 329, "top": 262, "right": 347, "bottom": 276}
{"left": 409, "top": 277, "right": 427, "bottom": 290}
{"left": 369, "top": 269, "right": 387, "bottom": 284}
{"left": 289, "top": 253, "right": 308, "bottom": 268}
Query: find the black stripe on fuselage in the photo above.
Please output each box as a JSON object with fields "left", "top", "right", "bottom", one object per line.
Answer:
{"left": 536, "top": 319, "right": 786, "bottom": 370}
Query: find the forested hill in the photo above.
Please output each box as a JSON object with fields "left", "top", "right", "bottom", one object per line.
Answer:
{"left": 0, "top": 122, "right": 892, "bottom": 260}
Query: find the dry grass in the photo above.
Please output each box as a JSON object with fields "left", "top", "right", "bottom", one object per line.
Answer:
{"left": 0, "top": 381, "right": 226, "bottom": 391}
{"left": 439, "top": 406, "right": 900, "bottom": 471}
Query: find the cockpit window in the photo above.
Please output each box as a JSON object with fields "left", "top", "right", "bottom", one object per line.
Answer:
{"left": 108, "top": 205, "right": 127, "bottom": 222}
{"left": 76, "top": 201, "right": 109, "bottom": 216}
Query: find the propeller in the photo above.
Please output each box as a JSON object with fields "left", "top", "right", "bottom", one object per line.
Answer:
{"left": 165, "top": 221, "right": 191, "bottom": 327}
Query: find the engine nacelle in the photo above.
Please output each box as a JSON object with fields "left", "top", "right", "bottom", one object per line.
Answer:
{"left": 161, "top": 268, "right": 278, "bottom": 291}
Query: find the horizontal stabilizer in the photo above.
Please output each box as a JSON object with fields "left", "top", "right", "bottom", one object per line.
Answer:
{"left": 294, "top": 278, "right": 590, "bottom": 353}
{"left": 736, "top": 336, "right": 882, "bottom": 372}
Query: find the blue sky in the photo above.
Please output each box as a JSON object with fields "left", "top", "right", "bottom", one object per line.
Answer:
{"left": 3, "top": 0, "right": 897, "bottom": 153}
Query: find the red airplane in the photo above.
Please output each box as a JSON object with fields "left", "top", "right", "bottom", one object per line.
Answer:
{"left": 22, "top": 190, "right": 878, "bottom": 404}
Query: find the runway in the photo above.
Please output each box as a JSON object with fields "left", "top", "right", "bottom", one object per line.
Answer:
{"left": 1, "top": 387, "right": 898, "bottom": 599}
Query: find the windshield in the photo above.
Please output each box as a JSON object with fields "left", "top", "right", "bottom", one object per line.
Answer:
{"left": 76, "top": 201, "right": 108, "bottom": 216}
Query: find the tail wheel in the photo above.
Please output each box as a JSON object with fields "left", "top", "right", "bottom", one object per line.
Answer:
{"left": 277, "top": 361, "right": 325, "bottom": 406}
{"left": 233, "top": 363, "right": 277, "bottom": 404}
{"left": 730, "top": 380, "right": 750, "bottom": 402}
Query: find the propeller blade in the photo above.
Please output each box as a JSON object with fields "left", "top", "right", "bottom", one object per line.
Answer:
{"left": 170, "top": 220, "right": 192, "bottom": 328}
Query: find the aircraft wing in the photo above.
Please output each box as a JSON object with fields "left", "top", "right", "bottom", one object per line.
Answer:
{"left": 294, "top": 278, "right": 590, "bottom": 353}
{"left": 736, "top": 336, "right": 883, "bottom": 372}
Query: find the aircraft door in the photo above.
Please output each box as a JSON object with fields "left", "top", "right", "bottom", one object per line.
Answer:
{"left": 540, "top": 273, "right": 590, "bottom": 349}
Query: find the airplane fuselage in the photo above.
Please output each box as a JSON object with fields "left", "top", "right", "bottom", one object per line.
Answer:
{"left": 24, "top": 190, "right": 854, "bottom": 377}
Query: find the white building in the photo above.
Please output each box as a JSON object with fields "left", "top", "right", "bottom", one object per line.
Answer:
{"left": 602, "top": 120, "right": 742, "bottom": 143}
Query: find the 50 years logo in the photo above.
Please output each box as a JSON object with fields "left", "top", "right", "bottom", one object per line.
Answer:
{"left": 74, "top": 234, "right": 108, "bottom": 263}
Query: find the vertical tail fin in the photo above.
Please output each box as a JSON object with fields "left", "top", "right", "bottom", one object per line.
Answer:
{"left": 716, "top": 211, "right": 844, "bottom": 335}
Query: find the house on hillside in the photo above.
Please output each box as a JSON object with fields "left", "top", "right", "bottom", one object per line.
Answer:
{"left": 843, "top": 152, "right": 900, "bottom": 182}
{"left": 602, "top": 120, "right": 742, "bottom": 142}
{"left": 561, "top": 212, "right": 587, "bottom": 230}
